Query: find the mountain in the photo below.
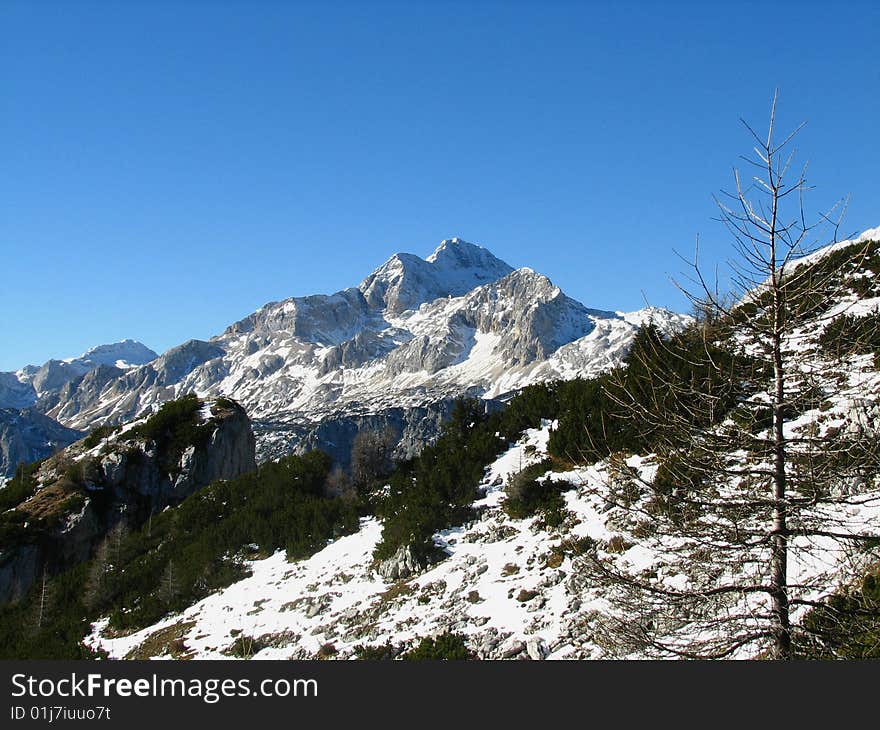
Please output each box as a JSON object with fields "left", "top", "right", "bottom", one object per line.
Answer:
{"left": 0, "top": 340, "right": 157, "bottom": 478}
{"left": 1, "top": 339, "right": 158, "bottom": 409}
{"left": 3, "top": 228, "right": 879, "bottom": 660}
{"left": 27, "top": 239, "right": 686, "bottom": 463}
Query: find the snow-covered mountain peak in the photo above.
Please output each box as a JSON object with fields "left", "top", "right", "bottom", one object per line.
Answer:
{"left": 70, "top": 339, "right": 158, "bottom": 370}
{"left": 426, "top": 238, "right": 513, "bottom": 287}
{"left": 359, "top": 239, "right": 514, "bottom": 314}
{"left": 12, "top": 236, "right": 690, "bottom": 466}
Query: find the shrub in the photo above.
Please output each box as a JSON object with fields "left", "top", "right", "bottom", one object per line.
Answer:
{"left": 798, "top": 563, "right": 880, "bottom": 659}
{"left": 125, "top": 394, "right": 214, "bottom": 474}
{"left": 503, "top": 461, "right": 568, "bottom": 524}
{"left": 0, "top": 459, "right": 44, "bottom": 512}
{"left": 82, "top": 424, "right": 117, "bottom": 450}
{"left": 818, "top": 313, "right": 880, "bottom": 364}
{"left": 403, "top": 632, "right": 474, "bottom": 660}
{"left": 354, "top": 644, "right": 400, "bottom": 661}
{"left": 354, "top": 643, "right": 400, "bottom": 660}
{"left": 224, "top": 635, "right": 267, "bottom": 658}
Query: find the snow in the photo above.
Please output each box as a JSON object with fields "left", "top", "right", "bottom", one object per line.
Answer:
{"left": 88, "top": 424, "right": 588, "bottom": 659}
{"left": 858, "top": 225, "right": 880, "bottom": 242}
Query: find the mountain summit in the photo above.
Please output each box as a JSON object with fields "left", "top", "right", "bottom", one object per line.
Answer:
{"left": 359, "top": 238, "right": 514, "bottom": 314}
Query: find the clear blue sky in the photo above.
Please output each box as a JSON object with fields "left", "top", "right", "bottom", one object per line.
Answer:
{"left": 2, "top": 0, "right": 879, "bottom": 370}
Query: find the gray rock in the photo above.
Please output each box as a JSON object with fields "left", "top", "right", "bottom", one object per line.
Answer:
{"left": 12, "top": 240, "right": 683, "bottom": 473}
{"left": 376, "top": 545, "right": 424, "bottom": 581}
{"left": 526, "top": 639, "right": 548, "bottom": 660}
{"left": 502, "top": 640, "right": 525, "bottom": 659}
{"left": 0, "top": 373, "right": 37, "bottom": 410}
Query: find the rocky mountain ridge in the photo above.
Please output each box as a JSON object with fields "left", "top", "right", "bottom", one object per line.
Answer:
{"left": 0, "top": 341, "right": 159, "bottom": 477}
{"left": 3, "top": 239, "right": 687, "bottom": 466}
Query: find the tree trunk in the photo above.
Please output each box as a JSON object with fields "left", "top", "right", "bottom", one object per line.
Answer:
{"left": 771, "top": 328, "right": 791, "bottom": 658}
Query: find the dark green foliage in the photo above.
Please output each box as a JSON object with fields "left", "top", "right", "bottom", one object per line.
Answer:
{"left": 818, "top": 312, "right": 880, "bottom": 367}
{"left": 495, "top": 382, "right": 558, "bottom": 440}
{"left": 224, "top": 634, "right": 268, "bottom": 658}
{"left": 403, "top": 632, "right": 474, "bottom": 660}
{"left": 0, "top": 459, "right": 44, "bottom": 512}
{"left": 547, "top": 376, "right": 620, "bottom": 463}
{"left": 503, "top": 461, "right": 569, "bottom": 526}
{"left": 372, "top": 326, "right": 739, "bottom": 559}
{"left": 353, "top": 642, "right": 400, "bottom": 660}
{"left": 124, "top": 394, "right": 214, "bottom": 474}
{"left": 82, "top": 424, "right": 117, "bottom": 450}
{"left": 798, "top": 564, "right": 880, "bottom": 659}
{"left": 373, "top": 399, "right": 507, "bottom": 561}
{"left": 647, "top": 450, "right": 703, "bottom": 523}
{"left": 105, "top": 449, "right": 357, "bottom": 631}
{"left": 734, "top": 239, "right": 880, "bottom": 326}
{"left": 548, "top": 324, "right": 747, "bottom": 464}
{"left": 0, "top": 563, "right": 104, "bottom": 659}
{"left": 213, "top": 397, "right": 238, "bottom": 411}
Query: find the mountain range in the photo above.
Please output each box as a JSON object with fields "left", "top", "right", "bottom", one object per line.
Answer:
{"left": 1, "top": 239, "right": 685, "bottom": 476}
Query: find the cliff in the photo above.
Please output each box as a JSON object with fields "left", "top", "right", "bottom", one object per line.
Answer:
{"left": 0, "top": 395, "right": 256, "bottom": 604}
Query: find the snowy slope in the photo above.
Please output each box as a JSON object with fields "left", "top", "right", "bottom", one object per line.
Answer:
{"left": 88, "top": 359, "right": 880, "bottom": 661}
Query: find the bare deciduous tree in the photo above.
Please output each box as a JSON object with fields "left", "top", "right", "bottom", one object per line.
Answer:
{"left": 571, "top": 92, "right": 880, "bottom": 659}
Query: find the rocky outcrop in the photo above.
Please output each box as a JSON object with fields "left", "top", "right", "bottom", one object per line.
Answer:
{"left": 376, "top": 545, "right": 424, "bottom": 581}
{"left": 0, "top": 373, "right": 37, "bottom": 410}
{"left": 359, "top": 239, "right": 513, "bottom": 315}
{"left": 0, "top": 397, "right": 256, "bottom": 604}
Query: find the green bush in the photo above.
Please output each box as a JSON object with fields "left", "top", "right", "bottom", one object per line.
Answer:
{"left": 503, "top": 461, "right": 568, "bottom": 524}
{"left": 0, "top": 448, "right": 359, "bottom": 656}
{"left": 818, "top": 313, "right": 880, "bottom": 365}
{"left": 82, "top": 424, "right": 117, "bottom": 450}
{"left": 354, "top": 642, "right": 400, "bottom": 660}
{"left": 125, "top": 394, "right": 214, "bottom": 474}
{"left": 548, "top": 324, "right": 747, "bottom": 464}
{"left": 403, "top": 632, "right": 474, "bottom": 660}
{"left": 798, "top": 564, "right": 880, "bottom": 659}
{"left": 0, "top": 459, "right": 44, "bottom": 512}
{"left": 373, "top": 398, "right": 506, "bottom": 560}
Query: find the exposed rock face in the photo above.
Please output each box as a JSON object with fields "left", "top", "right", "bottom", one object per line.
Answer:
{"left": 255, "top": 396, "right": 503, "bottom": 467}
{"left": 359, "top": 239, "right": 514, "bottom": 314}
{"left": 0, "top": 397, "right": 256, "bottom": 604}
{"left": 0, "top": 373, "right": 37, "bottom": 410}
{"left": 376, "top": 545, "right": 424, "bottom": 581}
{"left": 2, "top": 340, "right": 158, "bottom": 406}
{"left": 0, "top": 408, "right": 83, "bottom": 478}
